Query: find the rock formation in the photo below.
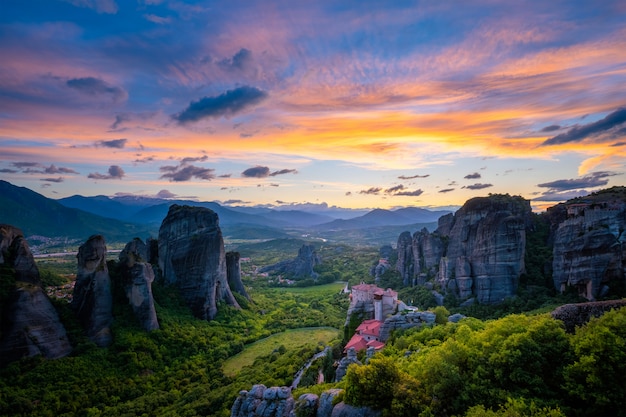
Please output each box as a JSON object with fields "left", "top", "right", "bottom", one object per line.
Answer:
{"left": 158, "top": 205, "right": 239, "bottom": 320}
{"left": 231, "top": 385, "right": 380, "bottom": 417}
{"left": 396, "top": 194, "right": 531, "bottom": 304}
{"left": 0, "top": 224, "right": 72, "bottom": 365}
{"left": 72, "top": 234, "right": 113, "bottom": 347}
{"left": 551, "top": 300, "right": 626, "bottom": 333}
{"left": 259, "top": 244, "right": 322, "bottom": 279}
{"left": 226, "top": 251, "right": 250, "bottom": 300}
{"left": 378, "top": 310, "right": 436, "bottom": 341}
{"left": 231, "top": 384, "right": 294, "bottom": 417}
{"left": 396, "top": 231, "right": 414, "bottom": 286}
{"left": 118, "top": 238, "right": 159, "bottom": 331}
{"left": 335, "top": 347, "right": 361, "bottom": 382}
{"left": 548, "top": 189, "right": 626, "bottom": 300}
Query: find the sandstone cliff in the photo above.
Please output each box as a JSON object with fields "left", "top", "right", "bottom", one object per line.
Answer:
{"left": 548, "top": 188, "right": 626, "bottom": 300}
{"left": 118, "top": 238, "right": 159, "bottom": 331}
{"left": 396, "top": 195, "right": 532, "bottom": 304}
{"left": 158, "top": 205, "right": 240, "bottom": 320}
{"left": 72, "top": 234, "right": 113, "bottom": 347}
{"left": 0, "top": 224, "right": 72, "bottom": 365}
{"left": 259, "top": 244, "right": 322, "bottom": 279}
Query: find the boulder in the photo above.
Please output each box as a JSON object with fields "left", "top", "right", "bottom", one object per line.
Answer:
{"left": 158, "top": 205, "right": 239, "bottom": 320}
{"left": 72, "top": 235, "right": 113, "bottom": 347}
{"left": 0, "top": 224, "right": 72, "bottom": 365}
{"left": 317, "top": 389, "right": 343, "bottom": 417}
{"left": 118, "top": 238, "right": 159, "bottom": 331}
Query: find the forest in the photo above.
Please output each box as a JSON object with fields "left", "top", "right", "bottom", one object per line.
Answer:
{"left": 1, "top": 238, "right": 625, "bottom": 417}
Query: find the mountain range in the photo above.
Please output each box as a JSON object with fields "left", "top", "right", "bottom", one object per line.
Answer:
{"left": 0, "top": 180, "right": 449, "bottom": 245}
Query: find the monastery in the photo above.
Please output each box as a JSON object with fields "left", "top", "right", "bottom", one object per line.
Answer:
{"left": 344, "top": 283, "right": 398, "bottom": 352}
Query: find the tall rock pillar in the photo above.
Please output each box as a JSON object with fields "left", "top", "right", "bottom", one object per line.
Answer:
{"left": 72, "top": 235, "right": 113, "bottom": 347}
{"left": 158, "top": 205, "right": 240, "bottom": 320}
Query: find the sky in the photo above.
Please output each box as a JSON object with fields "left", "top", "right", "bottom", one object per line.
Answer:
{"left": 1, "top": 0, "right": 626, "bottom": 212}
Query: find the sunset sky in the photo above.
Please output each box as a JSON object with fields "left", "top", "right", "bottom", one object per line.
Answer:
{"left": 2, "top": 0, "right": 626, "bottom": 212}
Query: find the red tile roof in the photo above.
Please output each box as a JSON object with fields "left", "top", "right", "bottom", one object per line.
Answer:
{"left": 356, "top": 319, "right": 382, "bottom": 337}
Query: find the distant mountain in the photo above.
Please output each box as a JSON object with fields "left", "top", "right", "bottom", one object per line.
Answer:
{"left": 0, "top": 180, "right": 154, "bottom": 241}
{"left": 314, "top": 207, "right": 450, "bottom": 230}
{"left": 58, "top": 195, "right": 336, "bottom": 228}
{"left": 58, "top": 194, "right": 140, "bottom": 221}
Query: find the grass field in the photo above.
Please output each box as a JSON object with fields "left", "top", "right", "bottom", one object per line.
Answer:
{"left": 278, "top": 281, "right": 346, "bottom": 295}
{"left": 222, "top": 327, "right": 341, "bottom": 377}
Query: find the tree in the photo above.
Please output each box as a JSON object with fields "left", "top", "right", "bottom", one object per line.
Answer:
{"left": 564, "top": 307, "right": 626, "bottom": 417}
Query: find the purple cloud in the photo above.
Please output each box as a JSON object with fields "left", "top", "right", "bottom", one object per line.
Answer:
{"left": 464, "top": 172, "right": 481, "bottom": 179}
{"left": 537, "top": 171, "right": 618, "bottom": 191}
{"left": 398, "top": 174, "right": 430, "bottom": 179}
{"left": 88, "top": 165, "right": 125, "bottom": 180}
{"left": 173, "top": 86, "right": 268, "bottom": 124}
{"left": 543, "top": 108, "right": 626, "bottom": 145}
{"left": 67, "top": 77, "right": 126, "bottom": 102}
{"left": 96, "top": 139, "right": 127, "bottom": 148}
{"left": 463, "top": 183, "right": 493, "bottom": 190}
{"left": 160, "top": 165, "right": 215, "bottom": 182}
{"left": 242, "top": 166, "right": 270, "bottom": 178}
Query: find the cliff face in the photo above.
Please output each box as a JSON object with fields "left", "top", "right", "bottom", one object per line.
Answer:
{"left": 119, "top": 238, "right": 159, "bottom": 331}
{"left": 549, "top": 193, "right": 626, "bottom": 300}
{"left": 72, "top": 235, "right": 113, "bottom": 347}
{"left": 0, "top": 224, "right": 72, "bottom": 365}
{"left": 158, "top": 205, "right": 239, "bottom": 320}
{"left": 397, "top": 195, "right": 531, "bottom": 304}
{"left": 259, "top": 244, "right": 321, "bottom": 279}
{"left": 226, "top": 251, "right": 250, "bottom": 300}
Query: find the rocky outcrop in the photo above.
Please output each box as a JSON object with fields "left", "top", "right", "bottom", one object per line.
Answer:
{"left": 397, "top": 195, "right": 531, "bottom": 304}
{"left": 226, "top": 251, "right": 250, "bottom": 300}
{"left": 231, "top": 385, "right": 379, "bottom": 417}
{"left": 549, "top": 191, "right": 626, "bottom": 300}
{"left": 259, "top": 244, "right": 322, "bottom": 279}
{"left": 0, "top": 224, "right": 72, "bottom": 365}
{"left": 158, "top": 205, "right": 239, "bottom": 320}
{"left": 118, "top": 238, "right": 159, "bottom": 331}
{"left": 551, "top": 300, "right": 626, "bottom": 333}
{"left": 335, "top": 347, "right": 361, "bottom": 382}
{"left": 396, "top": 231, "right": 413, "bottom": 286}
{"left": 231, "top": 384, "right": 294, "bottom": 417}
{"left": 378, "top": 310, "right": 436, "bottom": 341}
{"left": 72, "top": 235, "right": 113, "bottom": 347}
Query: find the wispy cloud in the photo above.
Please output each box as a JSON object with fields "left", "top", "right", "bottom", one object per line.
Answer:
{"left": 40, "top": 177, "right": 64, "bottom": 183}
{"left": 62, "top": 0, "right": 118, "bottom": 14}
{"left": 67, "top": 77, "right": 127, "bottom": 102}
{"left": 398, "top": 174, "right": 430, "bottom": 180}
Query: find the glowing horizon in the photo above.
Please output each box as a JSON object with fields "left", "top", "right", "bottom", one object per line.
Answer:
{"left": 2, "top": 0, "right": 626, "bottom": 212}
